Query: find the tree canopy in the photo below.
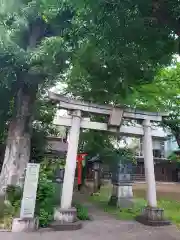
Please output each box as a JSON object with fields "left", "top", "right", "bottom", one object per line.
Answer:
{"left": 1, "top": 0, "right": 179, "bottom": 121}
{"left": 125, "top": 63, "right": 180, "bottom": 147}
{"left": 66, "top": 0, "right": 179, "bottom": 102}
{"left": 64, "top": 0, "right": 180, "bottom": 158}
{"left": 0, "top": 0, "right": 180, "bottom": 187}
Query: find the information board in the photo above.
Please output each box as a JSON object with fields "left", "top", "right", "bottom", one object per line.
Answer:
{"left": 20, "top": 163, "right": 40, "bottom": 219}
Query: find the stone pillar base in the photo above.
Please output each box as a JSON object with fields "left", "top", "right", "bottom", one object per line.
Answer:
{"left": 54, "top": 207, "right": 77, "bottom": 223}
{"left": 11, "top": 217, "right": 39, "bottom": 232}
{"left": 52, "top": 207, "right": 82, "bottom": 231}
{"left": 109, "top": 196, "right": 134, "bottom": 208}
{"left": 108, "top": 184, "right": 134, "bottom": 208}
{"left": 136, "top": 207, "right": 171, "bottom": 226}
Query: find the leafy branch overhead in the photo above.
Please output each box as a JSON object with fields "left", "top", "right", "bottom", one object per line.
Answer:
{"left": 66, "top": 0, "right": 180, "bottom": 102}
{"left": 65, "top": 1, "right": 180, "bottom": 155}
{"left": 126, "top": 65, "right": 180, "bottom": 147}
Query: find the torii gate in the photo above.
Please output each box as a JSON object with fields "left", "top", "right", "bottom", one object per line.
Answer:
{"left": 49, "top": 91, "right": 168, "bottom": 225}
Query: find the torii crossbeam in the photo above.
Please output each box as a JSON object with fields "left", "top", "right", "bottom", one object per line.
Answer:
{"left": 49, "top": 91, "right": 167, "bottom": 138}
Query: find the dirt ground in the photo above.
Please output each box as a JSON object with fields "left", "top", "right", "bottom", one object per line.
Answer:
{"left": 133, "top": 182, "right": 180, "bottom": 201}
{"left": 86, "top": 180, "right": 180, "bottom": 201}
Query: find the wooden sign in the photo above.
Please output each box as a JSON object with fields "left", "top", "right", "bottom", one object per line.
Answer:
{"left": 20, "top": 163, "right": 40, "bottom": 219}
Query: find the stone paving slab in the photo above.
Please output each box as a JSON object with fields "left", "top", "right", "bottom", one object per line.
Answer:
{"left": 0, "top": 219, "right": 179, "bottom": 240}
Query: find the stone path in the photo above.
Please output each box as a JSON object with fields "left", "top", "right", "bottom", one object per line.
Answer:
{"left": 0, "top": 194, "right": 179, "bottom": 240}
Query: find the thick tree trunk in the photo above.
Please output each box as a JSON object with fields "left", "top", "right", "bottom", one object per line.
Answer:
{"left": 0, "top": 18, "right": 46, "bottom": 196}
{"left": 0, "top": 85, "right": 37, "bottom": 194}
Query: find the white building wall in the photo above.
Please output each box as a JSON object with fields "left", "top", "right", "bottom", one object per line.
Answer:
{"left": 164, "top": 136, "right": 179, "bottom": 157}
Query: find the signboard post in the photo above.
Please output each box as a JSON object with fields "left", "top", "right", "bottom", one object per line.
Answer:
{"left": 20, "top": 163, "right": 40, "bottom": 219}
{"left": 11, "top": 163, "right": 40, "bottom": 232}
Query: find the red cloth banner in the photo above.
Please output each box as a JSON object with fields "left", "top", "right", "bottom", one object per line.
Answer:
{"left": 77, "top": 153, "right": 87, "bottom": 185}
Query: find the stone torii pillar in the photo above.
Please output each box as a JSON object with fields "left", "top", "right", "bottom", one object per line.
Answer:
{"left": 54, "top": 110, "right": 82, "bottom": 225}
{"left": 143, "top": 119, "right": 157, "bottom": 208}
{"left": 61, "top": 110, "right": 81, "bottom": 209}
{"left": 136, "top": 119, "right": 170, "bottom": 226}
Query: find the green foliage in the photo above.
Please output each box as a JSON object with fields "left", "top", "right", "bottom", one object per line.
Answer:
{"left": 1, "top": 0, "right": 180, "bottom": 188}
{"left": 1, "top": 158, "right": 65, "bottom": 228}
{"left": 103, "top": 148, "right": 137, "bottom": 171}
{"left": 36, "top": 173, "right": 55, "bottom": 227}
{"left": 79, "top": 130, "right": 115, "bottom": 158}
{"left": 0, "top": 0, "right": 74, "bottom": 91}
{"left": 5, "top": 185, "right": 22, "bottom": 207}
{"left": 90, "top": 185, "right": 180, "bottom": 227}
{"left": 0, "top": 186, "right": 21, "bottom": 229}
{"left": 0, "top": 0, "right": 75, "bottom": 152}
{"left": 0, "top": 200, "right": 15, "bottom": 230}
{"left": 65, "top": 1, "right": 180, "bottom": 171}
{"left": 125, "top": 64, "right": 180, "bottom": 147}
{"left": 66, "top": 0, "right": 179, "bottom": 103}
{"left": 39, "top": 157, "right": 65, "bottom": 179}
{"left": 113, "top": 148, "right": 137, "bottom": 165}
{"left": 90, "top": 185, "right": 146, "bottom": 220}
{"left": 0, "top": 199, "right": 14, "bottom": 219}
{"left": 74, "top": 203, "right": 90, "bottom": 220}
{"left": 31, "top": 98, "right": 58, "bottom": 162}
{"left": 168, "top": 152, "right": 180, "bottom": 163}
{"left": 79, "top": 128, "right": 136, "bottom": 169}
{"left": 36, "top": 158, "right": 64, "bottom": 227}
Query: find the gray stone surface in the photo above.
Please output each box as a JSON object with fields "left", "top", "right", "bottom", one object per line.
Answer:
{"left": 0, "top": 218, "right": 179, "bottom": 240}
{"left": 0, "top": 202, "right": 179, "bottom": 239}
{"left": 11, "top": 218, "right": 38, "bottom": 232}
{"left": 54, "top": 207, "right": 77, "bottom": 222}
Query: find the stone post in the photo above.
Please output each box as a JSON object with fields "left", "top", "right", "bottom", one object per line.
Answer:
{"left": 53, "top": 110, "right": 81, "bottom": 225}
{"left": 54, "top": 167, "right": 65, "bottom": 206}
{"left": 109, "top": 163, "right": 134, "bottom": 208}
{"left": 143, "top": 119, "right": 157, "bottom": 208}
{"left": 92, "top": 162, "right": 100, "bottom": 195}
{"left": 136, "top": 119, "right": 170, "bottom": 226}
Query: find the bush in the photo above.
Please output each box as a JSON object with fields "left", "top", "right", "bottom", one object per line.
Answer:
{"left": 0, "top": 200, "right": 14, "bottom": 219}
{"left": 6, "top": 185, "right": 22, "bottom": 206}
{"left": 0, "top": 191, "right": 19, "bottom": 230}
{"left": 36, "top": 162, "right": 56, "bottom": 227}
{"left": 36, "top": 175, "right": 55, "bottom": 227}
{"left": 75, "top": 203, "right": 90, "bottom": 220}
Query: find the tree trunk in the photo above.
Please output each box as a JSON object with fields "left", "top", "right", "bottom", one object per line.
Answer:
{"left": 175, "top": 133, "right": 180, "bottom": 148}
{"left": 0, "top": 18, "right": 46, "bottom": 196}
{"left": 0, "top": 85, "right": 37, "bottom": 194}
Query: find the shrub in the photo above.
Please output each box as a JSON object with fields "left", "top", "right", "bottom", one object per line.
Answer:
{"left": 75, "top": 203, "right": 90, "bottom": 220}
{"left": 36, "top": 163, "right": 56, "bottom": 227}
{"left": 0, "top": 193, "right": 17, "bottom": 230}
{"left": 6, "top": 185, "right": 22, "bottom": 206}
{"left": 5, "top": 185, "right": 21, "bottom": 217}
{"left": 0, "top": 200, "right": 14, "bottom": 219}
